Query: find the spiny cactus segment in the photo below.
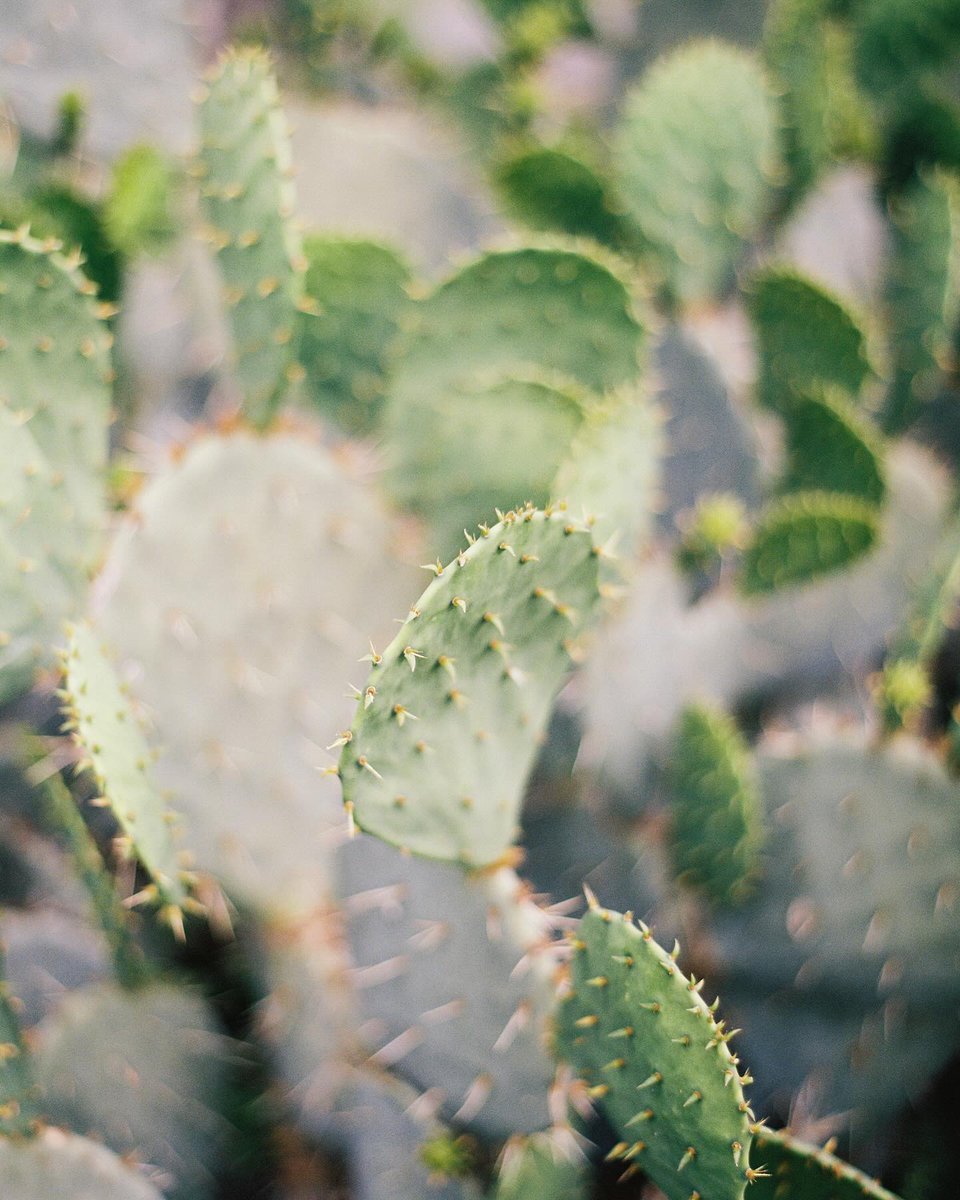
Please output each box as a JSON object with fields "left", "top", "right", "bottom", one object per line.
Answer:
{"left": 747, "top": 266, "right": 872, "bottom": 413}
{"left": 492, "top": 1131, "right": 589, "bottom": 1199}
{"left": 666, "top": 704, "right": 764, "bottom": 907}
{"left": 0, "top": 1127, "right": 163, "bottom": 1199}
{"left": 0, "top": 947, "right": 37, "bottom": 1140}
{"left": 739, "top": 493, "right": 880, "bottom": 595}
{"left": 338, "top": 504, "right": 601, "bottom": 866}
{"left": 779, "top": 388, "right": 886, "bottom": 505}
{"left": 295, "top": 236, "right": 412, "bottom": 436}
{"left": 60, "top": 622, "right": 191, "bottom": 923}
{"left": 195, "top": 47, "right": 304, "bottom": 424}
{"left": 614, "top": 40, "right": 780, "bottom": 304}
{"left": 749, "top": 1128, "right": 903, "bottom": 1199}
{"left": 555, "top": 900, "right": 759, "bottom": 1200}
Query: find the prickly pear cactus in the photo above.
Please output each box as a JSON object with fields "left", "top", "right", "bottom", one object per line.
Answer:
{"left": 0, "top": 1128, "right": 163, "bottom": 1199}
{"left": 749, "top": 1129, "right": 902, "bottom": 1199}
{"left": 60, "top": 622, "right": 190, "bottom": 918}
{"left": 666, "top": 704, "right": 763, "bottom": 907}
{"left": 0, "top": 948, "right": 36, "bottom": 1138}
{"left": 195, "top": 48, "right": 304, "bottom": 423}
{"left": 778, "top": 388, "right": 886, "bottom": 504}
{"left": 556, "top": 900, "right": 759, "bottom": 1200}
{"left": 338, "top": 504, "right": 601, "bottom": 866}
{"left": 493, "top": 1131, "right": 589, "bottom": 1199}
{"left": 614, "top": 40, "right": 780, "bottom": 304}
{"left": 96, "top": 430, "right": 414, "bottom": 916}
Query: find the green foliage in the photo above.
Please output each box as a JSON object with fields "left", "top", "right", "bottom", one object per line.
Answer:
{"left": 0, "top": 1129, "right": 163, "bottom": 1199}
{"left": 494, "top": 146, "right": 625, "bottom": 246}
{"left": 0, "top": 948, "right": 36, "bottom": 1139}
{"left": 614, "top": 40, "right": 780, "bottom": 305}
{"left": 339, "top": 506, "right": 600, "bottom": 866}
{"left": 750, "top": 1129, "right": 903, "bottom": 1199}
{"left": 779, "top": 388, "right": 886, "bottom": 504}
{"left": 852, "top": 0, "right": 960, "bottom": 99}
{"left": 666, "top": 704, "right": 763, "bottom": 906}
{"left": 677, "top": 493, "right": 749, "bottom": 578}
{"left": 747, "top": 266, "right": 873, "bottom": 413}
{"left": 104, "top": 145, "right": 177, "bottom": 259}
{"left": 295, "top": 236, "right": 411, "bottom": 436}
{"left": 555, "top": 903, "right": 756, "bottom": 1200}
{"left": 739, "top": 493, "right": 880, "bottom": 594}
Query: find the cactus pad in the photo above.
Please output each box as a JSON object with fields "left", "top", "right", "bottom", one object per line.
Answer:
{"left": 494, "top": 146, "right": 625, "bottom": 247}
{"left": 295, "top": 236, "right": 411, "bottom": 436}
{"left": 0, "top": 1128, "right": 163, "bottom": 1199}
{"left": 739, "top": 493, "right": 880, "bottom": 595}
{"left": 0, "top": 947, "right": 36, "bottom": 1138}
{"left": 747, "top": 267, "right": 872, "bottom": 412}
{"left": 493, "top": 1132, "right": 589, "bottom": 1199}
{"left": 779, "top": 388, "right": 886, "bottom": 504}
{"left": 749, "top": 1129, "right": 902, "bottom": 1199}
{"left": 339, "top": 504, "right": 600, "bottom": 865}
{"left": 555, "top": 902, "right": 756, "bottom": 1200}
{"left": 61, "top": 622, "right": 189, "bottom": 915}
{"left": 196, "top": 48, "right": 303, "bottom": 423}
{"left": 666, "top": 703, "right": 763, "bottom": 907}
{"left": 614, "top": 40, "right": 780, "bottom": 303}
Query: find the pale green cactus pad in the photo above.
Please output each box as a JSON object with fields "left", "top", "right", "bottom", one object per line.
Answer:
{"left": 295, "top": 236, "right": 412, "bottom": 436}
{"left": 739, "top": 493, "right": 880, "bottom": 595}
{"left": 196, "top": 47, "right": 303, "bottom": 423}
{"left": 749, "top": 1129, "right": 903, "bottom": 1199}
{"left": 494, "top": 146, "right": 625, "bottom": 247}
{"left": 614, "top": 40, "right": 780, "bottom": 304}
{"left": 555, "top": 902, "right": 757, "bottom": 1200}
{"left": 61, "top": 622, "right": 189, "bottom": 915}
{"left": 666, "top": 703, "right": 764, "bottom": 907}
{"left": 34, "top": 983, "right": 231, "bottom": 1200}
{"left": 387, "top": 373, "right": 586, "bottom": 557}
{"left": 882, "top": 169, "right": 959, "bottom": 433}
{"left": 747, "top": 266, "right": 873, "bottom": 413}
{"left": 0, "top": 947, "right": 36, "bottom": 1138}
{"left": 97, "top": 431, "right": 414, "bottom": 916}
{"left": 339, "top": 837, "right": 558, "bottom": 1137}
{"left": 778, "top": 388, "right": 886, "bottom": 505}
{"left": 0, "top": 1128, "right": 163, "bottom": 1199}
{"left": 493, "top": 1132, "right": 589, "bottom": 1199}
{"left": 339, "top": 505, "right": 601, "bottom": 866}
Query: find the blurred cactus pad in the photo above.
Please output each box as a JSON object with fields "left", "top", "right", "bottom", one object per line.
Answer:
{"left": 2, "top": 5, "right": 960, "bottom": 1198}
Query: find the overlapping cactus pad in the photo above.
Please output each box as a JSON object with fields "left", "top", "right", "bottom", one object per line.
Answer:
{"left": 749, "top": 1129, "right": 902, "bottom": 1199}
{"left": 339, "top": 504, "right": 601, "bottom": 865}
{"left": 0, "top": 949, "right": 36, "bottom": 1139}
{"left": 556, "top": 901, "right": 758, "bottom": 1200}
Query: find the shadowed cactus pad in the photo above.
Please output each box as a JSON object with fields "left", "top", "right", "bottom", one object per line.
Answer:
{"left": 0, "top": 1128, "right": 163, "bottom": 1199}
{"left": 749, "top": 1129, "right": 902, "bottom": 1199}
{"left": 779, "top": 388, "right": 886, "bottom": 504}
{"left": 666, "top": 703, "right": 763, "bottom": 906}
{"left": 555, "top": 902, "right": 757, "bottom": 1200}
{"left": 339, "top": 505, "right": 601, "bottom": 865}
{"left": 614, "top": 40, "right": 780, "bottom": 303}
{"left": 0, "top": 947, "right": 36, "bottom": 1138}
{"left": 196, "top": 48, "right": 303, "bottom": 423}
{"left": 493, "top": 1131, "right": 589, "bottom": 1198}
{"left": 494, "top": 146, "right": 625, "bottom": 247}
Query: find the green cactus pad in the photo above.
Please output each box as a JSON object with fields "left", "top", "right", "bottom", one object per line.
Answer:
{"left": 494, "top": 146, "right": 625, "bottom": 246}
{"left": 852, "top": 0, "right": 960, "bottom": 98}
{"left": 295, "top": 236, "right": 411, "bottom": 436}
{"left": 614, "top": 40, "right": 780, "bottom": 304}
{"left": 556, "top": 902, "right": 756, "bottom": 1200}
{"left": 882, "top": 170, "right": 959, "bottom": 434}
{"left": 196, "top": 47, "right": 303, "bottom": 423}
{"left": 739, "top": 493, "right": 880, "bottom": 595}
{"left": 493, "top": 1132, "right": 589, "bottom": 1199}
{"left": 98, "top": 431, "right": 414, "bottom": 916}
{"left": 0, "top": 947, "right": 37, "bottom": 1138}
{"left": 0, "top": 1128, "right": 163, "bottom": 1199}
{"left": 339, "top": 505, "right": 600, "bottom": 866}
{"left": 35, "top": 983, "right": 231, "bottom": 1200}
{"left": 747, "top": 267, "right": 873, "bottom": 413}
{"left": 104, "top": 144, "right": 178, "bottom": 260}
{"left": 666, "top": 703, "right": 763, "bottom": 907}
{"left": 389, "top": 244, "right": 649, "bottom": 403}
{"left": 749, "top": 1129, "right": 903, "bottom": 1199}
{"left": 779, "top": 389, "right": 886, "bottom": 505}
{"left": 387, "top": 373, "right": 586, "bottom": 558}
{"left": 340, "top": 838, "right": 558, "bottom": 1137}
{"left": 553, "top": 384, "right": 663, "bottom": 564}
{"left": 61, "top": 622, "right": 189, "bottom": 915}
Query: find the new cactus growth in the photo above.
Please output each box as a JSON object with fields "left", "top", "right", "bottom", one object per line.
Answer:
{"left": 778, "top": 389, "right": 887, "bottom": 505}
{"left": 339, "top": 504, "right": 601, "bottom": 866}
{"left": 556, "top": 899, "right": 759, "bottom": 1200}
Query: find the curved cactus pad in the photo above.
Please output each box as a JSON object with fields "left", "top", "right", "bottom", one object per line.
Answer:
{"left": 740, "top": 493, "right": 880, "bottom": 595}
{"left": 339, "top": 505, "right": 600, "bottom": 865}
{"left": 749, "top": 1129, "right": 903, "bottom": 1199}
{"left": 556, "top": 903, "right": 756, "bottom": 1200}
{"left": 494, "top": 147, "right": 625, "bottom": 247}
{"left": 667, "top": 703, "right": 763, "bottom": 907}
{"left": 0, "top": 1128, "right": 162, "bottom": 1199}
{"left": 614, "top": 40, "right": 780, "bottom": 303}
{"left": 61, "top": 622, "right": 189, "bottom": 913}
{"left": 493, "top": 1132, "right": 589, "bottom": 1199}
{"left": 747, "top": 267, "right": 872, "bottom": 413}
{"left": 779, "top": 389, "right": 886, "bottom": 505}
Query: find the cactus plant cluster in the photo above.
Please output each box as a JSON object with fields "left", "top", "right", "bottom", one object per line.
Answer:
{"left": 1, "top": 6, "right": 960, "bottom": 1198}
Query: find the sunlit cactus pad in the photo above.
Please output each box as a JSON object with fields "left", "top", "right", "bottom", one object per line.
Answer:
{"left": 339, "top": 505, "right": 601, "bottom": 866}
